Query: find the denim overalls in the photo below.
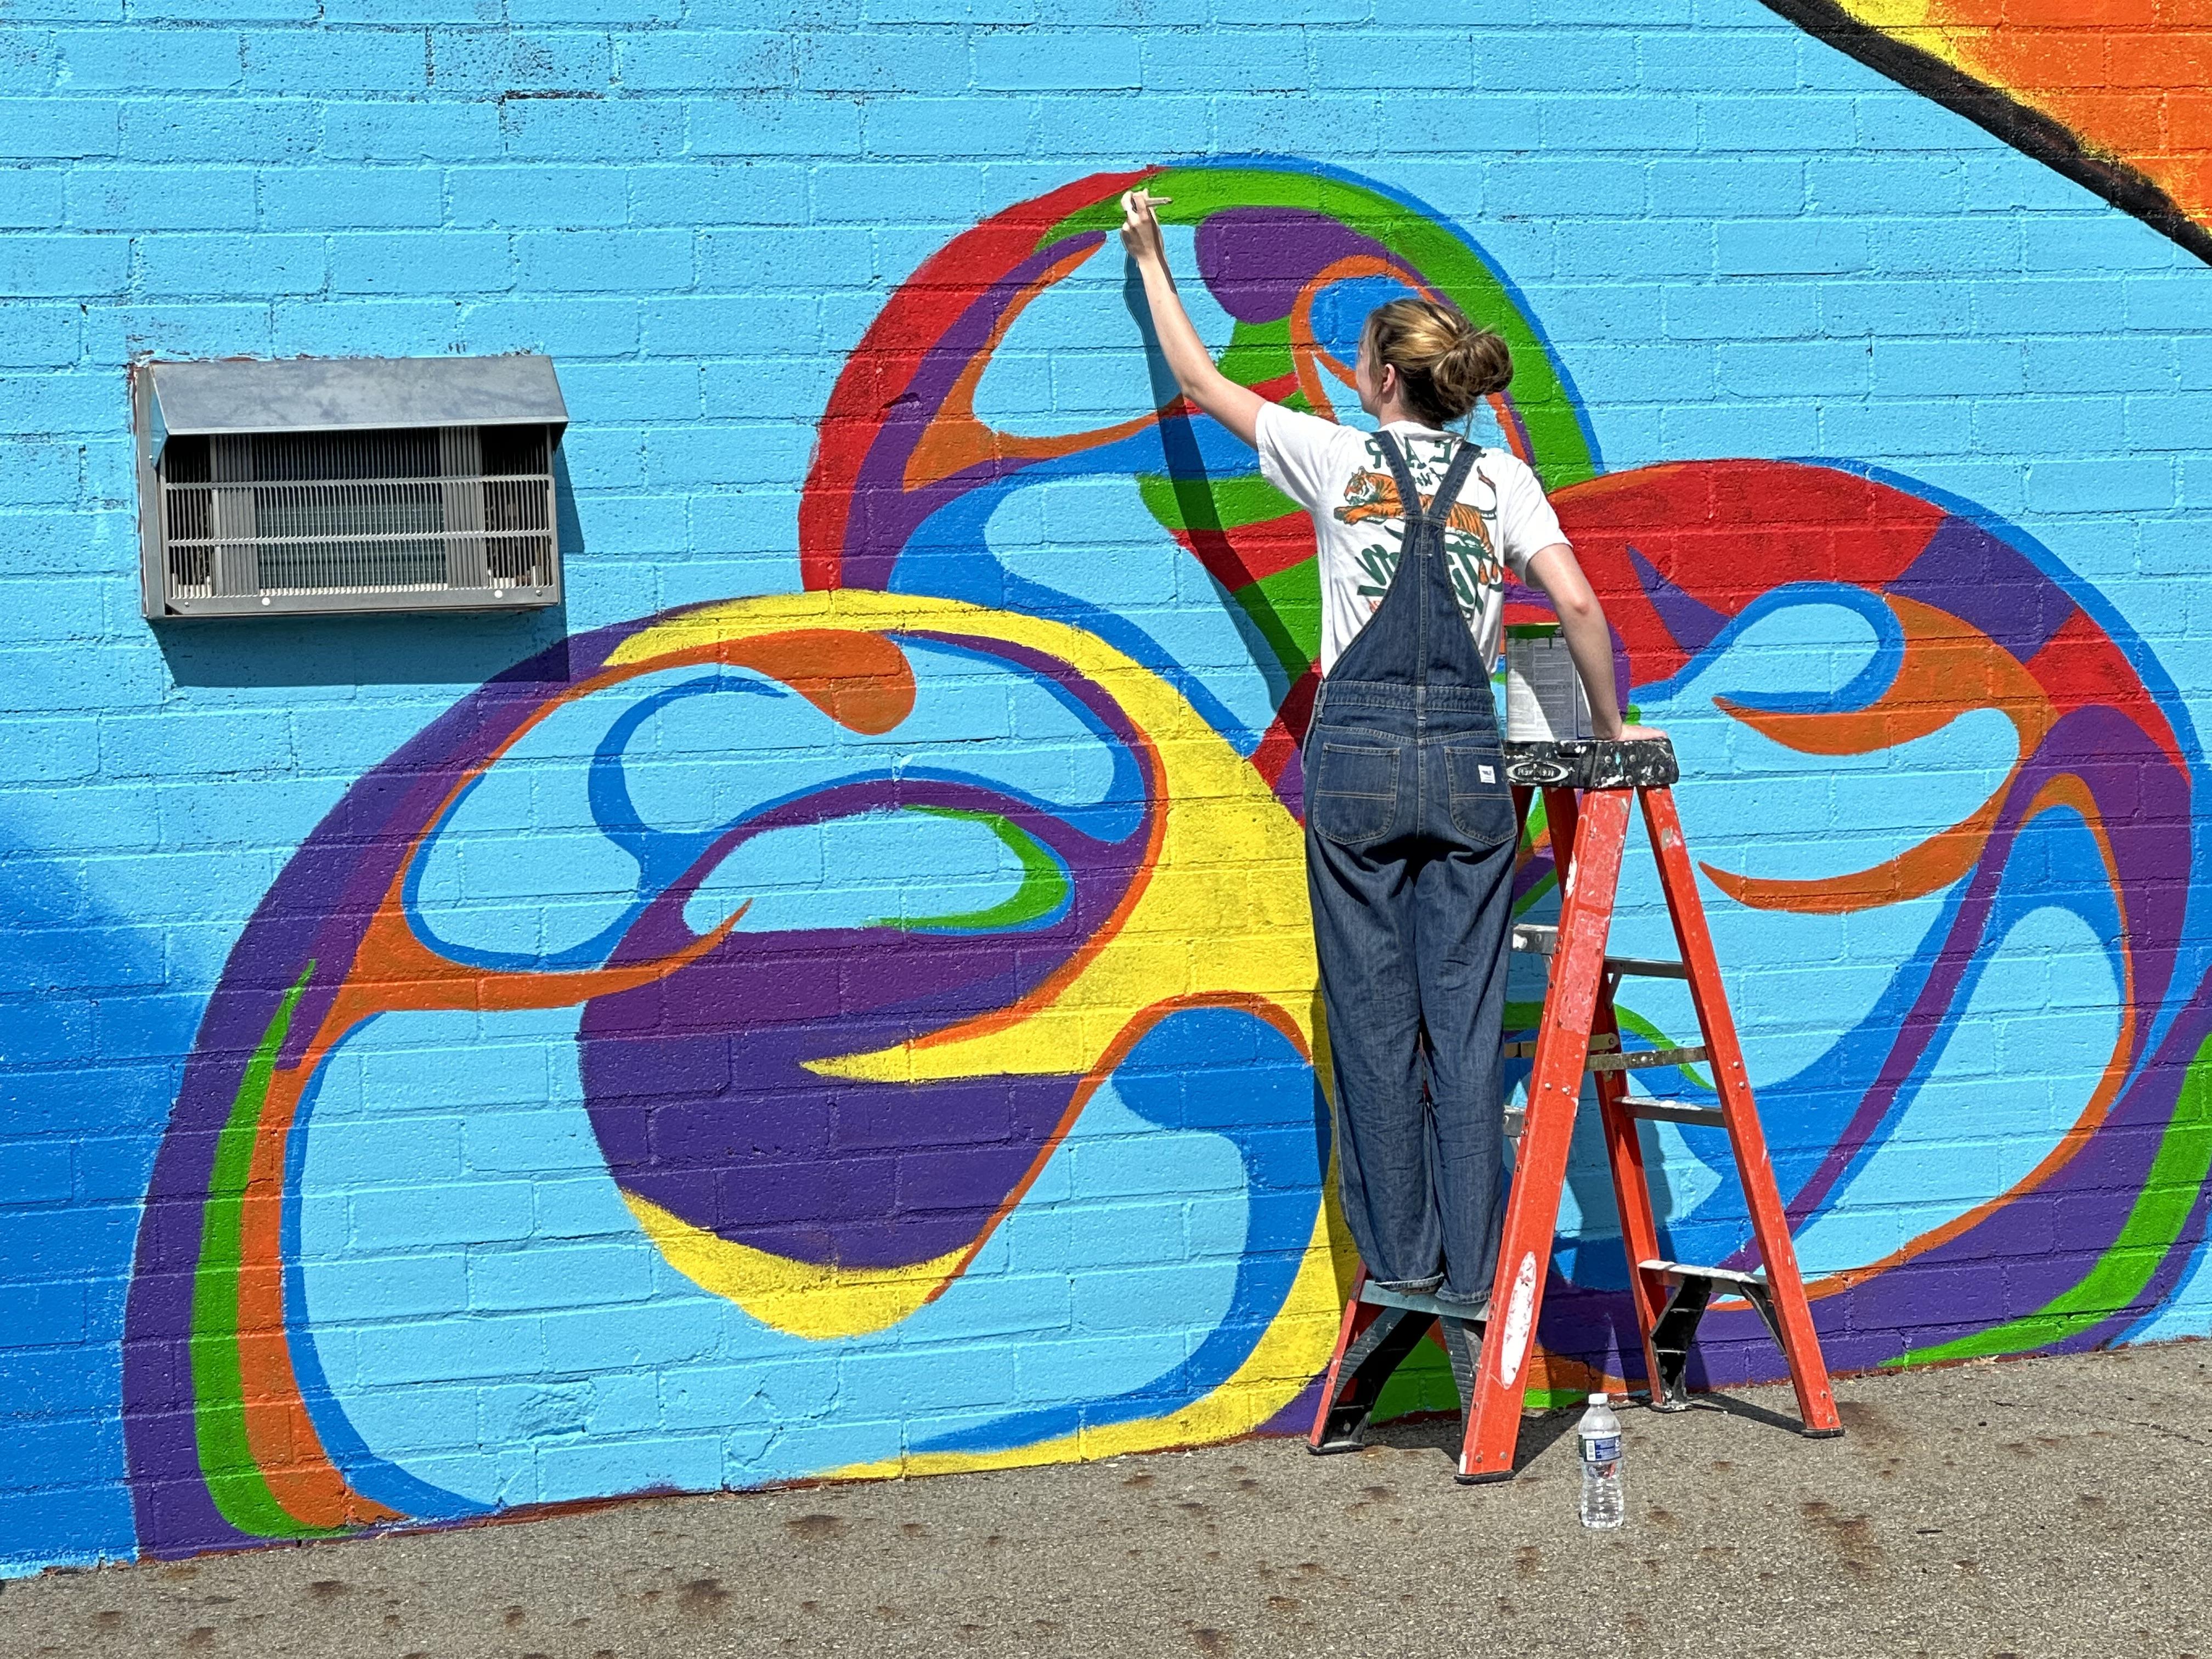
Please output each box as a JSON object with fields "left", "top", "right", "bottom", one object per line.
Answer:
{"left": 1303, "top": 430, "right": 1517, "bottom": 1313}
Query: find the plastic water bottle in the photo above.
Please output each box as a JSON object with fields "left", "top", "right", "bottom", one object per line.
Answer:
{"left": 1577, "top": 1392, "right": 1625, "bottom": 1530}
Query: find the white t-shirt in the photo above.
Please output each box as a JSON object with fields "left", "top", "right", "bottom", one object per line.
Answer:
{"left": 1254, "top": 404, "right": 1570, "bottom": 675}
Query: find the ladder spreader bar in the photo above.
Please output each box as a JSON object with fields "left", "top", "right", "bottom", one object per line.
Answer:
{"left": 1640, "top": 1259, "right": 1768, "bottom": 1289}
{"left": 1500, "top": 1039, "right": 1707, "bottom": 1072}
{"left": 1603, "top": 955, "right": 1690, "bottom": 980}
{"left": 1510, "top": 924, "right": 1690, "bottom": 980}
{"left": 1623, "top": 1100, "right": 1725, "bottom": 1126}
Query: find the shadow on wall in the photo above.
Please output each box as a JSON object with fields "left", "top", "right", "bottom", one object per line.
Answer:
{"left": 150, "top": 452, "right": 583, "bottom": 689}
{"left": 0, "top": 848, "right": 188, "bottom": 1573}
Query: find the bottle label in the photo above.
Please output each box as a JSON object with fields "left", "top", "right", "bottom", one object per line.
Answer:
{"left": 1581, "top": 1435, "right": 1621, "bottom": 1465}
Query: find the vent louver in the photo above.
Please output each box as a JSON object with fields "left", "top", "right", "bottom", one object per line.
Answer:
{"left": 135, "top": 356, "right": 567, "bottom": 618}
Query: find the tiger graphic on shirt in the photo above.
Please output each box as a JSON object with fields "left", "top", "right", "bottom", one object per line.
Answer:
{"left": 1333, "top": 433, "right": 1504, "bottom": 622}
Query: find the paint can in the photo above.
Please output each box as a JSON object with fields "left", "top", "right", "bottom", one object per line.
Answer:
{"left": 1504, "top": 623, "right": 1591, "bottom": 743}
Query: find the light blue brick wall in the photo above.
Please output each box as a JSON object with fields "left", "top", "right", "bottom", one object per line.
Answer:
{"left": 5, "top": 0, "right": 2212, "bottom": 1581}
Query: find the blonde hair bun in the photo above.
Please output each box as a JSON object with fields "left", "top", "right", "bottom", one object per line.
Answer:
{"left": 1365, "top": 297, "right": 1512, "bottom": 426}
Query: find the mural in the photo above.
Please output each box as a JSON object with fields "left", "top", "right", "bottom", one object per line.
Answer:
{"left": 127, "top": 587, "right": 1339, "bottom": 1551}
{"left": 120, "top": 159, "right": 2211, "bottom": 1559}
{"left": 1762, "top": 0, "right": 2212, "bottom": 262}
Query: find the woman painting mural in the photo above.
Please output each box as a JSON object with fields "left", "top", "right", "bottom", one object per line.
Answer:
{"left": 1119, "top": 188, "right": 1660, "bottom": 1447}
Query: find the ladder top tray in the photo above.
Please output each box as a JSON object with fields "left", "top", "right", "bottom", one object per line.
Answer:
{"left": 1503, "top": 736, "right": 1678, "bottom": 790}
{"left": 1355, "top": 1280, "right": 1491, "bottom": 1322}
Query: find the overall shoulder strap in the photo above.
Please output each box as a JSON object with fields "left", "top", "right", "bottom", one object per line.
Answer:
{"left": 1427, "top": 437, "right": 1482, "bottom": 523}
{"left": 1372, "top": 430, "right": 1428, "bottom": 527}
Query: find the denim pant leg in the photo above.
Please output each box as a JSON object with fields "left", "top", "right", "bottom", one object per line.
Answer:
{"left": 1410, "top": 831, "right": 1517, "bottom": 1308}
{"left": 1305, "top": 822, "right": 1444, "bottom": 1293}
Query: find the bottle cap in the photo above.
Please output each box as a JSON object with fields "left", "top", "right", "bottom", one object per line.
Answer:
{"left": 1588, "top": 1392, "right": 1609, "bottom": 1405}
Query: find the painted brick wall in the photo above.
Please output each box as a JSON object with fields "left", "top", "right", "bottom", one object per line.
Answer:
{"left": 5, "top": 0, "right": 2212, "bottom": 1577}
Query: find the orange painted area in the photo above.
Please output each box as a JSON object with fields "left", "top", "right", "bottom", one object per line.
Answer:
{"left": 712, "top": 628, "right": 919, "bottom": 736}
{"left": 1796, "top": 774, "right": 2141, "bottom": 1302}
{"left": 1886, "top": 1, "right": 2212, "bottom": 229}
{"left": 902, "top": 241, "right": 1159, "bottom": 490}
{"left": 1288, "top": 253, "right": 1412, "bottom": 421}
{"left": 1717, "top": 596, "right": 2054, "bottom": 759}
{"left": 234, "top": 1062, "right": 396, "bottom": 1530}
{"left": 1703, "top": 796, "right": 2007, "bottom": 915}
{"left": 228, "top": 877, "right": 754, "bottom": 1531}
{"left": 1701, "top": 596, "right": 2056, "bottom": 915}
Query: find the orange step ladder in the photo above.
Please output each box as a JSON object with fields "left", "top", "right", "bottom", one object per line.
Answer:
{"left": 1308, "top": 737, "right": 1843, "bottom": 1480}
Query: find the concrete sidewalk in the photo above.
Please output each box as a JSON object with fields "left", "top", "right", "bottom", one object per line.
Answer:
{"left": 7, "top": 1343, "right": 2209, "bottom": 1658}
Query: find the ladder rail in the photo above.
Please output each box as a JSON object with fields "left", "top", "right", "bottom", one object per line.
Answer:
{"left": 1638, "top": 786, "right": 1842, "bottom": 1436}
{"left": 1591, "top": 974, "right": 1675, "bottom": 1420}
{"left": 1307, "top": 1264, "right": 1382, "bottom": 1453}
{"left": 1458, "top": 785, "right": 1631, "bottom": 1482}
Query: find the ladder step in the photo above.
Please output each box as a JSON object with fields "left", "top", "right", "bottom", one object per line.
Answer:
{"left": 1498, "top": 1038, "right": 1708, "bottom": 1075}
{"left": 1356, "top": 1280, "right": 1490, "bottom": 1322}
{"left": 1501, "top": 1033, "right": 1620, "bottom": 1060}
{"left": 1640, "top": 1259, "right": 1767, "bottom": 1290}
{"left": 1623, "top": 1100, "right": 1725, "bottom": 1127}
{"left": 1506, "top": 924, "right": 1688, "bottom": 980}
{"left": 1589, "top": 1044, "right": 1708, "bottom": 1074}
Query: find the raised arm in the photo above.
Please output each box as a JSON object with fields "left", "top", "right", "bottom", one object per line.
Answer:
{"left": 1523, "top": 542, "right": 1663, "bottom": 744}
{"left": 1119, "top": 190, "right": 1266, "bottom": 449}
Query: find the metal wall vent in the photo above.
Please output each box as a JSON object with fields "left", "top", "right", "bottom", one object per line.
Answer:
{"left": 134, "top": 356, "right": 568, "bottom": 619}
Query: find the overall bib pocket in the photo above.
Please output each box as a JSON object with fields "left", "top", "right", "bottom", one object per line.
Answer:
{"left": 1444, "top": 744, "right": 1516, "bottom": 847}
{"left": 1310, "top": 739, "right": 1402, "bottom": 847}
